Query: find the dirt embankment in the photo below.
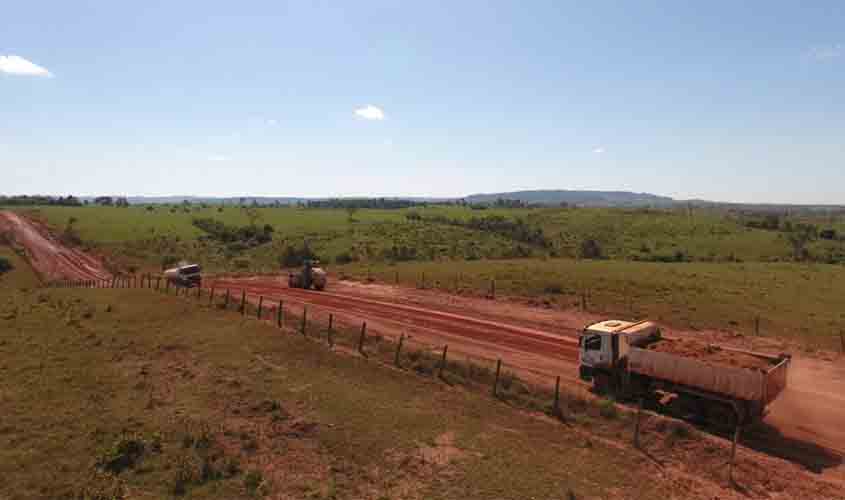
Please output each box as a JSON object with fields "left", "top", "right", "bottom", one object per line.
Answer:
{"left": 0, "top": 211, "right": 111, "bottom": 282}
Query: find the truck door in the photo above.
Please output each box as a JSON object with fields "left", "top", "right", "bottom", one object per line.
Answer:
{"left": 580, "top": 333, "right": 607, "bottom": 368}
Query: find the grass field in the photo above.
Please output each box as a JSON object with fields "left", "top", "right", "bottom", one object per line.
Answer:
{"left": 338, "top": 258, "right": 845, "bottom": 350}
{"left": 0, "top": 286, "right": 675, "bottom": 499}
{"left": 0, "top": 245, "right": 41, "bottom": 289}
{"left": 11, "top": 205, "right": 845, "bottom": 349}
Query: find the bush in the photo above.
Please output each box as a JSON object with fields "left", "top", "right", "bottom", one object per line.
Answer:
{"left": 579, "top": 239, "right": 602, "bottom": 259}
{"left": 161, "top": 255, "right": 180, "bottom": 270}
{"left": 543, "top": 283, "right": 563, "bottom": 294}
{"left": 597, "top": 399, "right": 618, "bottom": 419}
{"left": 279, "top": 244, "right": 319, "bottom": 268}
{"left": 0, "top": 257, "right": 12, "bottom": 275}
{"left": 334, "top": 251, "right": 356, "bottom": 264}
{"left": 244, "top": 470, "right": 263, "bottom": 496}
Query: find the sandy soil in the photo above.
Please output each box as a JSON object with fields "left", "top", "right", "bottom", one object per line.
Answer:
{"left": 644, "top": 337, "right": 777, "bottom": 371}
{"left": 0, "top": 211, "right": 111, "bottom": 282}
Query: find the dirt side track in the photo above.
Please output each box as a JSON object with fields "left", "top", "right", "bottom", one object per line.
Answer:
{"left": 0, "top": 211, "right": 111, "bottom": 282}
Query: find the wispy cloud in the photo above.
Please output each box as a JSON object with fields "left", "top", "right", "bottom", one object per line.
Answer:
{"left": 592, "top": 147, "right": 604, "bottom": 154}
{"left": 266, "top": 119, "right": 278, "bottom": 126}
{"left": 354, "top": 105, "right": 386, "bottom": 121}
{"left": 0, "top": 55, "right": 53, "bottom": 77}
{"left": 208, "top": 154, "right": 229, "bottom": 162}
{"left": 807, "top": 44, "right": 843, "bottom": 61}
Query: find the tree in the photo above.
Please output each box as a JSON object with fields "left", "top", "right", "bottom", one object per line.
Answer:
{"left": 788, "top": 224, "right": 816, "bottom": 261}
{"left": 94, "top": 196, "right": 114, "bottom": 206}
{"left": 579, "top": 239, "right": 602, "bottom": 259}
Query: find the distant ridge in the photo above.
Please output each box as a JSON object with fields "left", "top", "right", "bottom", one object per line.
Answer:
{"left": 465, "top": 190, "right": 674, "bottom": 207}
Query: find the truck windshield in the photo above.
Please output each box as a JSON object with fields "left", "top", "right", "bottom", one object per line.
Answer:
{"left": 180, "top": 265, "right": 201, "bottom": 275}
{"left": 584, "top": 335, "right": 602, "bottom": 351}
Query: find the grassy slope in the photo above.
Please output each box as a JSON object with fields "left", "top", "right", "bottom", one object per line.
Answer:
{"left": 0, "top": 287, "right": 668, "bottom": 500}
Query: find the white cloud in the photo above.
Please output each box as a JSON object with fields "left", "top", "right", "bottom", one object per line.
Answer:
{"left": 0, "top": 55, "right": 52, "bottom": 77}
{"left": 266, "top": 119, "right": 278, "bottom": 126}
{"left": 208, "top": 154, "right": 229, "bottom": 162}
{"left": 592, "top": 147, "right": 604, "bottom": 154}
{"left": 354, "top": 105, "right": 386, "bottom": 120}
{"left": 807, "top": 44, "right": 843, "bottom": 61}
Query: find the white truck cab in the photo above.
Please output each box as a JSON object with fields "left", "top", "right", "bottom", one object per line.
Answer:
{"left": 579, "top": 320, "right": 659, "bottom": 382}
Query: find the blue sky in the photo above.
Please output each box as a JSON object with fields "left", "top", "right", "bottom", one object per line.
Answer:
{"left": 2, "top": 1, "right": 843, "bottom": 203}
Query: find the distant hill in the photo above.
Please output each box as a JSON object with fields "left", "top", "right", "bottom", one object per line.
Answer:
{"left": 465, "top": 190, "right": 675, "bottom": 207}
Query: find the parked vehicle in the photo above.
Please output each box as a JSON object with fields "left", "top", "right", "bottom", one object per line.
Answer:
{"left": 579, "top": 319, "right": 790, "bottom": 426}
{"left": 163, "top": 263, "right": 202, "bottom": 288}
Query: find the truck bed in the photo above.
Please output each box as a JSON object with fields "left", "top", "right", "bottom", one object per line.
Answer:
{"left": 642, "top": 337, "right": 776, "bottom": 371}
{"left": 628, "top": 337, "right": 789, "bottom": 405}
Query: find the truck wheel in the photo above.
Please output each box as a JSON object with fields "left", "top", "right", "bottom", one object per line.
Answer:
{"left": 594, "top": 373, "right": 611, "bottom": 395}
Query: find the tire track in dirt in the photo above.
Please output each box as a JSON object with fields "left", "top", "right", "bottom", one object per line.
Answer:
{"left": 0, "top": 211, "right": 111, "bottom": 282}
{"left": 208, "top": 276, "right": 583, "bottom": 383}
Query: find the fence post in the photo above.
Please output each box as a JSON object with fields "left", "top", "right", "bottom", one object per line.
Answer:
{"left": 395, "top": 270, "right": 399, "bottom": 285}
{"left": 580, "top": 291, "right": 586, "bottom": 311}
{"left": 754, "top": 316, "right": 760, "bottom": 337}
{"left": 156, "top": 277, "right": 161, "bottom": 290}
{"left": 300, "top": 306, "right": 308, "bottom": 336}
{"left": 327, "top": 314, "right": 334, "bottom": 347}
{"left": 489, "top": 279, "right": 496, "bottom": 299}
{"left": 240, "top": 290, "right": 246, "bottom": 315}
{"left": 112, "top": 277, "right": 116, "bottom": 288}
{"left": 197, "top": 285, "right": 201, "bottom": 299}
{"left": 730, "top": 424, "right": 741, "bottom": 484}
{"left": 438, "top": 345, "right": 449, "bottom": 379}
{"left": 395, "top": 333, "right": 405, "bottom": 367}
{"left": 257, "top": 296, "right": 263, "bottom": 319}
{"left": 634, "top": 398, "right": 643, "bottom": 448}
{"left": 421, "top": 272, "right": 426, "bottom": 289}
{"left": 224, "top": 289, "right": 230, "bottom": 308}
{"left": 165, "top": 279, "right": 170, "bottom": 293}
{"left": 358, "top": 322, "right": 367, "bottom": 355}
{"left": 553, "top": 376, "right": 561, "bottom": 417}
{"left": 209, "top": 286, "right": 215, "bottom": 306}
{"left": 277, "top": 300, "right": 283, "bottom": 328}
{"left": 840, "top": 330, "right": 845, "bottom": 355}
{"left": 493, "top": 359, "right": 502, "bottom": 397}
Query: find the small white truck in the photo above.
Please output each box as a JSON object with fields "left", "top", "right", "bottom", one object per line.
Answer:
{"left": 579, "top": 320, "right": 790, "bottom": 426}
{"left": 163, "top": 263, "right": 202, "bottom": 288}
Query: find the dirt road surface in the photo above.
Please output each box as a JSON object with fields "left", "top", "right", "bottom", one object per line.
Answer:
{"left": 209, "top": 274, "right": 845, "bottom": 479}
{"left": 0, "top": 211, "right": 111, "bottom": 282}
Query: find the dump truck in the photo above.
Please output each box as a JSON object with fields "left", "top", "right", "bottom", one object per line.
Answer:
{"left": 288, "top": 260, "right": 327, "bottom": 291}
{"left": 163, "top": 263, "right": 202, "bottom": 288}
{"left": 579, "top": 320, "right": 790, "bottom": 426}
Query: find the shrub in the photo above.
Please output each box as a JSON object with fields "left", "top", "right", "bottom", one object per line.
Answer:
{"left": 244, "top": 470, "right": 263, "bottom": 496}
{"left": 0, "top": 257, "right": 12, "bottom": 275}
{"left": 544, "top": 283, "right": 563, "bottom": 294}
{"left": 579, "top": 239, "right": 602, "bottom": 259}
{"left": 597, "top": 399, "right": 618, "bottom": 419}
{"left": 279, "top": 244, "right": 319, "bottom": 268}
{"left": 334, "top": 251, "right": 356, "bottom": 264}
{"left": 96, "top": 433, "right": 147, "bottom": 474}
{"left": 233, "top": 258, "right": 251, "bottom": 270}
{"left": 161, "top": 255, "right": 180, "bottom": 270}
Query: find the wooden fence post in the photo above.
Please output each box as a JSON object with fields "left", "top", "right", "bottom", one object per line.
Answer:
{"left": 395, "top": 270, "right": 399, "bottom": 285}
{"left": 165, "top": 279, "right": 170, "bottom": 293}
{"left": 257, "top": 296, "right": 263, "bottom": 319}
{"left": 277, "top": 300, "right": 283, "bottom": 328}
{"left": 840, "top": 330, "right": 845, "bottom": 355}
{"left": 421, "top": 272, "right": 426, "bottom": 289}
{"left": 156, "top": 277, "right": 161, "bottom": 290}
{"left": 438, "top": 345, "right": 449, "bottom": 378}
{"left": 358, "top": 322, "right": 367, "bottom": 355}
{"left": 240, "top": 290, "right": 246, "bottom": 315}
{"left": 754, "top": 316, "right": 760, "bottom": 337}
{"left": 394, "top": 334, "right": 405, "bottom": 367}
{"left": 553, "top": 376, "right": 561, "bottom": 417}
{"left": 327, "top": 313, "right": 334, "bottom": 347}
{"left": 634, "top": 398, "right": 643, "bottom": 448}
{"left": 730, "top": 424, "right": 741, "bottom": 484}
{"left": 301, "top": 306, "right": 308, "bottom": 336}
{"left": 209, "top": 287, "right": 215, "bottom": 306}
{"left": 493, "top": 359, "right": 502, "bottom": 397}
{"left": 224, "top": 289, "right": 230, "bottom": 308}
{"left": 196, "top": 285, "right": 201, "bottom": 299}
{"left": 489, "top": 279, "right": 496, "bottom": 299}
{"left": 580, "top": 291, "right": 586, "bottom": 311}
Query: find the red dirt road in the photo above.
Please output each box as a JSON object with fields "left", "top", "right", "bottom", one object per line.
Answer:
{"left": 0, "top": 211, "right": 111, "bottom": 282}
{"left": 209, "top": 275, "right": 584, "bottom": 383}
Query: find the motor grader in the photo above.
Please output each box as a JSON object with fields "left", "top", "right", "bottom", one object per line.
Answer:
{"left": 288, "top": 260, "right": 327, "bottom": 291}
